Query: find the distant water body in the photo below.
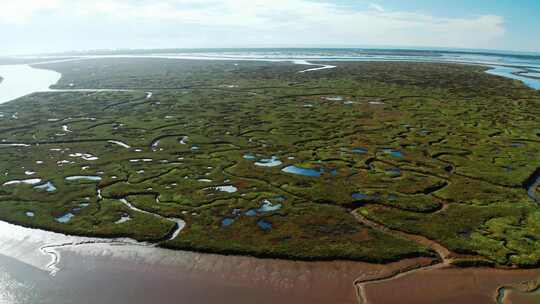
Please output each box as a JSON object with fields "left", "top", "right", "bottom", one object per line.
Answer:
{"left": 0, "top": 65, "right": 61, "bottom": 104}
{"left": 1, "top": 49, "right": 540, "bottom": 105}
{"left": 108, "top": 48, "right": 540, "bottom": 89}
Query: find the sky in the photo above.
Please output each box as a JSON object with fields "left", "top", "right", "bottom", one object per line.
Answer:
{"left": 0, "top": 0, "right": 539, "bottom": 55}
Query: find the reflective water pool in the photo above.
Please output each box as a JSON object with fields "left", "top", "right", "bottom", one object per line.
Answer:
{"left": 254, "top": 156, "right": 282, "bottom": 167}
{"left": 33, "top": 181, "right": 57, "bottom": 193}
{"left": 282, "top": 165, "right": 336, "bottom": 177}
{"left": 65, "top": 176, "right": 102, "bottom": 182}
{"left": 55, "top": 213, "right": 75, "bottom": 223}
{"left": 221, "top": 218, "right": 235, "bottom": 227}
{"left": 257, "top": 219, "right": 272, "bottom": 231}
{"left": 0, "top": 64, "right": 61, "bottom": 104}
{"left": 352, "top": 147, "right": 368, "bottom": 154}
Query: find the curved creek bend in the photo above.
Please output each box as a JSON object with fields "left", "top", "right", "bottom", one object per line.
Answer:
{"left": 1, "top": 53, "right": 539, "bottom": 303}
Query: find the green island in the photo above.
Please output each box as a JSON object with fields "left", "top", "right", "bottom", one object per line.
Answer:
{"left": 0, "top": 58, "right": 539, "bottom": 267}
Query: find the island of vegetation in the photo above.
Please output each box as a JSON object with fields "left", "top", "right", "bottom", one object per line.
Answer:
{"left": 0, "top": 58, "right": 539, "bottom": 269}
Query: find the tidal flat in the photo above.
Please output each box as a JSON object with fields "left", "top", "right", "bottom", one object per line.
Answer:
{"left": 0, "top": 57, "right": 539, "bottom": 303}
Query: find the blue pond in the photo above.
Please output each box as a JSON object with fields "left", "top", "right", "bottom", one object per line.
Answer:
{"left": 352, "top": 147, "right": 368, "bottom": 154}
{"left": 282, "top": 165, "right": 323, "bottom": 177}
{"left": 282, "top": 165, "right": 337, "bottom": 177}
{"left": 245, "top": 197, "right": 285, "bottom": 216}
{"left": 25, "top": 211, "right": 35, "bottom": 217}
{"left": 243, "top": 154, "right": 256, "bottom": 160}
{"left": 383, "top": 149, "right": 403, "bottom": 158}
{"left": 257, "top": 219, "right": 272, "bottom": 231}
{"left": 254, "top": 156, "right": 282, "bottom": 167}
{"left": 221, "top": 218, "right": 235, "bottom": 227}
{"left": 245, "top": 209, "right": 257, "bottom": 216}
{"left": 34, "top": 181, "right": 57, "bottom": 192}
{"left": 56, "top": 213, "right": 75, "bottom": 223}
{"left": 258, "top": 200, "right": 282, "bottom": 212}
{"left": 352, "top": 192, "right": 367, "bottom": 200}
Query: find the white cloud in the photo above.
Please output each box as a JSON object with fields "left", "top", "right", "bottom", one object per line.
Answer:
{"left": 0, "top": 0, "right": 508, "bottom": 52}
{"left": 0, "top": 0, "right": 61, "bottom": 25}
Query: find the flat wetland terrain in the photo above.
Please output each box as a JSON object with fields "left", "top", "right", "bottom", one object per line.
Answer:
{"left": 0, "top": 58, "right": 539, "bottom": 303}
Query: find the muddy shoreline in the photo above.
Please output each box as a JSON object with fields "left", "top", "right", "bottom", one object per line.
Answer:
{"left": 0, "top": 219, "right": 538, "bottom": 304}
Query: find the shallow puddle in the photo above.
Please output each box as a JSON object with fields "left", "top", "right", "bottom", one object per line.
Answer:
{"left": 257, "top": 219, "right": 272, "bottom": 231}
{"left": 352, "top": 147, "right": 368, "bottom": 154}
{"left": 221, "top": 218, "right": 235, "bottom": 227}
{"left": 211, "top": 185, "right": 238, "bottom": 193}
{"left": 115, "top": 214, "right": 132, "bottom": 224}
{"left": 254, "top": 156, "right": 282, "bottom": 167}
{"left": 245, "top": 209, "right": 257, "bottom": 216}
{"left": 282, "top": 165, "right": 336, "bottom": 177}
{"left": 65, "top": 176, "right": 102, "bottom": 182}
{"left": 243, "top": 153, "right": 256, "bottom": 160}
{"left": 258, "top": 199, "right": 282, "bottom": 212}
{"left": 56, "top": 213, "right": 75, "bottom": 223}
{"left": 324, "top": 96, "right": 344, "bottom": 101}
{"left": 3, "top": 178, "right": 42, "bottom": 186}
{"left": 382, "top": 149, "right": 403, "bottom": 158}
{"left": 352, "top": 192, "right": 367, "bottom": 200}
{"left": 69, "top": 153, "right": 99, "bottom": 161}
{"left": 33, "top": 181, "right": 57, "bottom": 192}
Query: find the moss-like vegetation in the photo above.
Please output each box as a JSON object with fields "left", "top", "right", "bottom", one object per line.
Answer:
{"left": 0, "top": 59, "right": 539, "bottom": 265}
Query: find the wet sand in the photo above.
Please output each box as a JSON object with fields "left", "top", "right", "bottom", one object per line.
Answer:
{"left": 50, "top": 246, "right": 431, "bottom": 304}
{"left": 362, "top": 266, "right": 539, "bottom": 304}
{"left": 0, "top": 220, "right": 435, "bottom": 304}
{"left": 505, "top": 289, "right": 540, "bottom": 304}
{"left": 0, "top": 244, "right": 433, "bottom": 304}
{"left": 1, "top": 219, "right": 539, "bottom": 303}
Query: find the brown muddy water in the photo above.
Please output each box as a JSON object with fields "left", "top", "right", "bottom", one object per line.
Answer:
{"left": 0, "top": 220, "right": 538, "bottom": 304}
{"left": 362, "top": 266, "right": 539, "bottom": 304}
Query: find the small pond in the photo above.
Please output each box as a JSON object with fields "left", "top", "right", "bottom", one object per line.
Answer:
{"left": 254, "top": 156, "right": 282, "bottom": 167}
{"left": 257, "top": 219, "right": 272, "bottom": 231}
{"left": 258, "top": 199, "right": 282, "bottom": 212}
{"left": 56, "top": 213, "right": 75, "bottom": 223}
{"left": 352, "top": 147, "right": 368, "bottom": 154}
{"left": 282, "top": 165, "right": 336, "bottom": 177}
{"left": 221, "top": 218, "right": 235, "bottom": 227}
{"left": 3, "top": 178, "right": 42, "bottom": 186}
{"left": 65, "top": 176, "right": 102, "bottom": 182}
{"left": 212, "top": 185, "right": 238, "bottom": 193}
{"left": 382, "top": 149, "right": 403, "bottom": 158}
{"left": 115, "top": 214, "right": 132, "bottom": 224}
{"left": 352, "top": 192, "right": 367, "bottom": 200}
{"left": 34, "top": 181, "right": 57, "bottom": 192}
{"left": 243, "top": 154, "right": 256, "bottom": 161}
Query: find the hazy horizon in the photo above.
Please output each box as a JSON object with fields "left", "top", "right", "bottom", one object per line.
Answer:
{"left": 1, "top": 0, "right": 540, "bottom": 56}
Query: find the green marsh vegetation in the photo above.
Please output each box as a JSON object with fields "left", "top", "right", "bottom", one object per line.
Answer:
{"left": 0, "top": 59, "right": 539, "bottom": 266}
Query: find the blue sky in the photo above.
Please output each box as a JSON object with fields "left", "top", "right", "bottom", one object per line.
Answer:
{"left": 0, "top": 0, "right": 538, "bottom": 55}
